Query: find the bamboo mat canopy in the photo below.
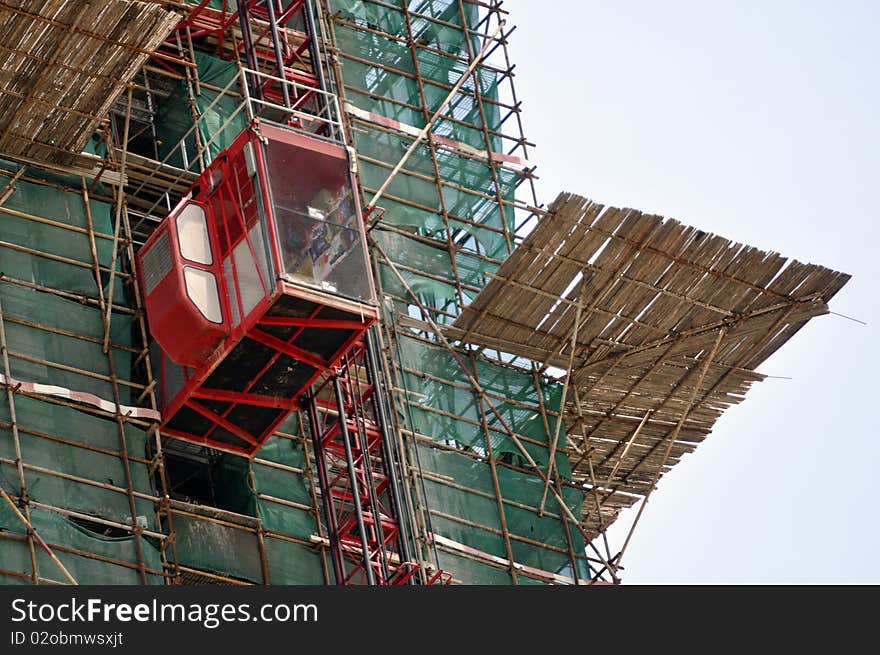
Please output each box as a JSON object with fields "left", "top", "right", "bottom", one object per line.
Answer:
{"left": 452, "top": 192, "right": 850, "bottom": 540}
{"left": 0, "top": 0, "right": 181, "bottom": 166}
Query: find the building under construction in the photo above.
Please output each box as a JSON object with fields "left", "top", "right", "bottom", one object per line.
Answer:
{"left": 0, "top": 0, "right": 849, "bottom": 586}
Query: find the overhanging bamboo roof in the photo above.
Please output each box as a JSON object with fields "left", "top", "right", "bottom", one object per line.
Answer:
{"left": 0, "top": 0, "right": 180, "bottom": 166}
{"left": 453, "top": 192, "right": 849, "bottom": 540}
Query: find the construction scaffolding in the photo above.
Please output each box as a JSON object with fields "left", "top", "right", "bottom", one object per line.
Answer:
{"left": 0, "top": 0, "right": 848, "bottom": 586}
{"left": 452, "top": 193, "right": 849, "bottom": 560}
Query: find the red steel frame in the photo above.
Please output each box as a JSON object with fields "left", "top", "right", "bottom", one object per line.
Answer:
{"left": 306, "top": 341, "right": 451, "bottom": 585}
{"left": 153, "top": 1, "right": 321, "bottom": 114}
{"left": 159, "top": 293, "right": 374, "bottom": 457}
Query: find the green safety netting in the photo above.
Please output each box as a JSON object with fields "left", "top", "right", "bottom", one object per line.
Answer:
{"left": 172, "top": 416, "right": 323, "bottom": 584}
{"left": 0, "top": 170, "right": 160, "bottom": 585}
{"left": 171, "top": 513, "right": 264, "bottom": 582}
{"left": 419, "top": 446, "right": 569, "bottom": 566}
{"left": 436, "top": 550, "right": 513, "bottom": 584}
{"left": 155, "top": 50, "right": 247, "bottom": 168}
{"left": 360, "top": 128, "right": 514, "bottom": 320}
{"left": 0, "top": 395, "right": 156, "bottom": 528}
{"left": 0, "top": 284, "right": 135, "bottom": 405}
{"left": 263, "top": 537, "right": 325, "bottom": 584}
{"left": 330, "top": 2, "right": 497, "bottom": 147}
{"left": 0, "top": 505, "right": 164, "bottom": 585}
{"left": 394, "top": 332, "right": 563, "bottom": 463}
{"left": 0, "top": 171, "right": 126, "bottom": 304}
{"left": 333, "top": 7, "right": 520, "bottom": 320}
{"left": 172, "top": 517, "right": 324, "bottom": 585}
{"left": 0, "top": 395, "right": 163, "bottom": 585}
{"left": 417, "top": 447, "right": 588, "bottom": 580}
{"left": 394, "top": 332, "right": 589, "bottom": 578}
{"left": 252, "top": 433, "right": 316, "bottom": 537}
{"left": 395, "top": 334, "right": 592, "bottom": 581}
{"left": 0, "top": 137, "right": 108, "bottom": 193}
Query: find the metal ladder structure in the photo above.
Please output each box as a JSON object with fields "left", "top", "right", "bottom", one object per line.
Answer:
{"left": 304, "top": 331, "right": 447, "bottom": 585}
{"left": 161, "top": 0, "right": 328, "bottom": 127}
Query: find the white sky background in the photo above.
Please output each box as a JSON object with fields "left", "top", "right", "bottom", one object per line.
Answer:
{"left": 503, "top": 0, "right": 879, "bottom": 583}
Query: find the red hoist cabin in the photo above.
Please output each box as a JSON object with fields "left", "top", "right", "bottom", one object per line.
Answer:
{"left": 137, "top": 120, "right": 378, "bottom": 456}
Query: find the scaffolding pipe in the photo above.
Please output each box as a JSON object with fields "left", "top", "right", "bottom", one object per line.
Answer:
{"left": 238, "top": 1, "right": 262, "bottom": 101}
{"left": 345, "top": 354, "right": 390, "bottom": 582}
{"left": 364, "top": 329, "right": 415, "bottom": 574}
{"left": 333, "top": 376, "right": 375, "bottom": 585}
{"left": 304, "top": 0, "right": 332, "bottom": 137}
{"left": 264, "top": 0, "right": 292, "bottom": 109}
{"left": 305, "top": 389, "right": 345, "bottom": 584}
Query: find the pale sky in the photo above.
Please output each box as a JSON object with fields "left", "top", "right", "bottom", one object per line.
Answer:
{"left": 505, "top": 0, "right": 878, "bottom": 583}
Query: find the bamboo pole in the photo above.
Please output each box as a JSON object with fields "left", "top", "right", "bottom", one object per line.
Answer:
{"left": 0, "top": 487, "right": 78, "bottom": 585}
{"left": 102, "top": 86, "right": 132, "bottom": 353}
{"left": 364, "top": 19, "right": 506, "bottom": 221}
{"left": 120, "top": 199, "right": 181, "bottom": 583}
{"left": 371, "top": 240, "right": 620, "bottom": 581}
{"left": 613, "top": 326, "right": 727, "bottom": 568}
{"left": 470, "top": 354, "right": 519, "bottom": 584}
{"left": 538, "top": 283, "right": 583, "bottom": 513}
{"left": 569, "top": 385, "right": 613, "bottom": 570}
{"left": 0, "top": 166, "right": 26, "bottom": 206}
{"left": 0, "top": 294, "right": 40, "bottom": 583}
{"left": 455, "top": 0, "right": 514, "bottom": 253}
{"left": 400, "top": 2, "right": 469, "bottom": 311}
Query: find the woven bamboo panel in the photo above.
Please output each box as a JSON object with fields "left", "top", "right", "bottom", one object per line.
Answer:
{"left": 0, "top": 0, "right": 180, "bottom": 166}
{"left": 453, "top": 192, "right": 849, "bottom": 540}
